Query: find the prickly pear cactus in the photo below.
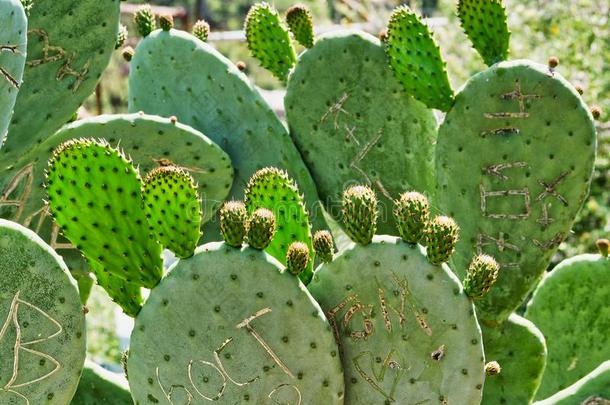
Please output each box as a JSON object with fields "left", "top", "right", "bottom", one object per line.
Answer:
{"left": 285, "top": 30, "right": 437, "bottom": 235}
{"left": 481, "top": 314, "right": 547, "bottom": 405}
{"left": 286, "top": 4, "right": 315, "bottom": 48}
{"left": 0, "top": 0, "right": 27, "bottom": 148}
{"left": 535, "top": 361, "right": 610, "bottom": 405}
{"left": 435, "top": 60, "right": 596, "bottom": 323}
{"left": 525, "top": 246, "right": 610, "bottom": 400}
{"left": 71, "top": 360, "right": 132, "bottom": 405}
{"left": 1, "top": 0, "right": 120, "bottom": 160}
{"left": 0, "top": 219, "right": 86, "bottom": 404}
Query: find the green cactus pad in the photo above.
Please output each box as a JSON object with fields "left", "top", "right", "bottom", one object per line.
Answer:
{"left": 435, "top": 60, "right": 596, "bottom": 323}
{"left": 46, "top": 139, "right": 163, "bottom": 289}
{"left": 245, "top": 167, "right": 314, "bottom": 283}
{"left": 244, "top": 2, "right": 296, "bottom": 82}
{"left": 525, "top": 253, "right": 610, "bottom": 400}
{"left": 143, "top": 166, "right": 202, "bottom": 259}
{"left": 385, "top": 6, "right": 454, "bottom": 111}
{"left": 457, "top": 0, "right": 510, "bottom": 66}
{"left": 128, "top": 28, "right": 326, "bottom": 238}
{"left": 286, "top": 4, "right": 315, "bottom": 48}
{"left": 285, "top": 30, "right": 437, "bottom": 235}
{"left": 481, "top": 314, "right": 547, "bottom": 405}
{"left": 309, "top": 236, "right": 485, "bottom": 404}
{"left": 128, "top": 242, "right": 344, "bottom": 404}
{"left": 1, "top": 0, "right": 120, "bottom": 161}
{"left": 0, "top": 0, "right": 27, "bottom": 148}
{"left": 90, "top": 260, "right": 143, "bottom": 317}
{"left": 535, "top": 361, "right": 610, "bottom": 405}
{"left": 0, "top": 219, "right": 86, "bottom": 404}
{"left": 71, "top": 360, "right": 132, "bottom": 405}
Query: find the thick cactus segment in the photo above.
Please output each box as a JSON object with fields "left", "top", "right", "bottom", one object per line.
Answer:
{"left": 244, "top": 2, "right": 296, "bottom": 82}
{"left": 143, "top": 166, "right": 202, "bottom": 259}
{"left": 128, "top": 29, "right": 326, "bottom": 237}
{"left": 0, "top": 219, "right": 86, "bottom": 404}
{"left": 220, "top": 201, "right": 248, "bottom": 247}
{"left": 128, "top": 242, "right": 344, "bottom": 404}
{"left": 286, "top": 4, "right": 315, "bottom": 48}
{"left": 463, "top": 254, "right": 499, "bottom": 300}
{"left": 481, "top": 314, "right": 547, "bottom": 405}
{"left": 313, "top": 230, "right": 334, "bottom": 263}
{"left": 435, "top": 60, "right": 596, "bottom": 323}
{"left": 46, "top": 139, "right": 163, "bottom": 289}
{"left": 71, "top": 360, "right": 132, "bottom": 405}
{"left": 247, "top": 208, "right": 276, "bottom": 250}
{"left": 342, "top": 185, "right": 378, "bottom": 245}
{"left": 245, "top": 167, "right": 314, "bottom": 282}
{"left": 309, "top": 236, "right": 485, "bottom": 403}
{"left": 394, "top": 191, "right": 430, "bottom": 244}
{"left": 0, "top": 0, "right": 27, "bottom": 149}
{"left": 457, "top": 0, "right": 510, "bottom": 66}
{"left": 2, "top": 0, "right": 120, "bottom": 160}
{"left": 525, "top": 253, "right": 610, "bottom": 400}
{"left": 285, "top": 30, "right": 437, "bottom": 236}
{"left": 134, "top": 5, "right": 156, "bottom": 37}
{"left": 385, "top": 6, "right": 454, "bottom": 111}
{"left": 425, "top": 216, "right": 459, "bottom": 265}
{"left": 535, "top": 361, "right": 610, "bottom": 405}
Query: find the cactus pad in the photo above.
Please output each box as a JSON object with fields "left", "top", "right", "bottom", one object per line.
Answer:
{"left": 435, "top": 60, "right": 596, "bottom": 323}
{"left": 535, "top": 361, "right": 610, "bottom": 405}
{"left": 71, "top": 360, "right": 132, "bottom": 405}
{"left": 286, "top": 4, "right": 315, "bottom": 48}
{"left": 309, "top": 236, "right": 485, "bottom": 403}
{"left": 128, "top": 242, "right": 344, "bottom": 404}
{"left": 0, "top": 219, "right": 86, "bottom": 404}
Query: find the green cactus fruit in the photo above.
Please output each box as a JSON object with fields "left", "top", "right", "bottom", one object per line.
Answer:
{"left": 122, "top": 46, "right": 134, "bottom": 62}
{"left": 46, "top": 139, "right": 163, "bottom": 289}
{"left": 385, "top": 6, "right": 454, "bottom": 111}
{"left": 71, "top": 360, "right": 132, "bottom": 405}
{"left": 425, "top": 215, "right": 459, "bottom": 265}
{"left": 481, "top": 314, "right": 547, "bottom": 405}
{"left": 134, "top": 4, "right": 156, "bottom": 37}
{"left": 159, "top": 14, "right": 173, "bottom": 31}
{"left": 394, "top": 191, "right": 430, "bottom": 244}
{"left": 219, "top": 200, "right": 248, "bottom": 248}
{"left": 245, "top": 167, "right": 314, "bottom": 283}
{"left": 286, "top": 241, "right": 309, "bottom": 276}
{"left": 313, "top": 230, "right": 334, "bottom": 263}
{"left": 342, "top": 185, "right": 378, "bottom": 245}
{"left": 435, "top": 60, "right": 596, "bottom": 323}
{"left": 127, "top": 242, "right": 344, "bottom": 404}
{"left": 127, "top": 28, "right": 327, "bottom": 238}
{"left": 143, "top": 166, "right": 202, "bottom": 259}
{"left": 0, "top": 219, "right": 86, "bottom": 404}
{"left": 115, "top": 23, "right": 128, "bottom": 49}
{"left": 285, "top": 31, "right": 437, "bottom": 236}
{"left": 309, "top": 235, "right": 485, "bottom": 403}
{"left": 247, "top": 208, "right": 276, "bottom": 250}
{"left": 525, "top": 248, "right": 610, "bottom": 400}
{"left": 244, "top": 2, "right": 296, "bottom": 82}
{"left": 457, "top": 0, "right": 510, "bottom": 66}
{"left": 463, "top": 254, "right": 500, "bottom": 300}
{"left": 1, "top": 0, "right": 120, "bottom": 161}
{"left": 0, "top": 0, "right": 27, "bottom": 149}
{"left": 286, "top": 4, "right": 315, "bottom": 48}
{"left": 192, "top": 19, "right": 210, "bottom": 42}
{"left": 485, "top": 361, "right": 501, "bottom": 376}
{"left": 535, "top": 361, "right": 610, "bottom": 405}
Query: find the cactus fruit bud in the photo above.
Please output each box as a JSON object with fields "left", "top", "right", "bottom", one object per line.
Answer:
{"left": 247, "top": 208, "right": 276, "bottom": 250}
{"left": 425, "top": 216, "right": 459, "bottom": 265}
{"left": 596, "top": 239, "right": 609, "bottom": 258}
{"left": 220, "top": 201, "right": 248, "bottom": 248}
{"left": 286, "top": 4, "right": 315, "bottom": 48}
{"left": 591, "top": 105, "right": 602, "bottom": 120}
{"left": 379, "top": 29, "right": 388, "bottom": 42}
{"left": 548, "top": 56, "right": 559, "bottom": 69}
{"left": 286, "top": 241, "right": 310, "bottom": 276}
{"left": 463, "top": 254, "right": 500, "bottom": 299}
{"left": 342, "top": 185, "right": 378, "bottom": 245}
{"left": 192, "top": 19, "right": 210, "bottom": 42}
{"left": 122, "top": 46, "right": 135, "bottom": 62}
{"left": 236, "top": 61, "right": 247, "bottom": 71}
{"left": 159, "top": 14, "right": 173, "bottom": 31}
{"left": 576, "top": 85, "right": 585, "bottom": 95}
{"left": 393, "top": 191, "right": 430, "bottom": 244}
{"left": 116, "top": 24, "right": 128, "bottom": 49}
{"left": 121, "top": 349, "right": 130, "bottom": 380}
{"left": 313, "top": 230, "right": 334, "bottom": 263}
{"left": 485, "top": 361, "right": 502, "bottom": 376}
{"left": 134, "top": 5, "right": 156, "bottom": 37}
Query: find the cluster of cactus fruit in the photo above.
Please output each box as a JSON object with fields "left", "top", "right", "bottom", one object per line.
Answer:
{"left": 0, "top": 0, "right": 607, "bottom": 404}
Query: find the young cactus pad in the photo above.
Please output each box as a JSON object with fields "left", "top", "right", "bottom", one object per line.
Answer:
{"left": 0, "top": 219, "right": 86, "bottom": 404}
{"left": 1, "top": 0, "right": 120, "bottom": 161}
{"left": 308, "top": 236, "right": 485, "bottom": 403}
{"left": 127, "top": 242, "right": 344, "bottom": 404}
{"left": 286, "top": 4, "right": 315, "bottom": 48}
{"left": 0, "top": 0, "right": 27, "bottom": 148}
{"left": 535, "top": 361, "right": 610, "bottom": 405}
{"left": 525, "top": 250, "right": 610, "bottom": 400}
{"left": 71, "top": 360, "right": 132, "bottom": 405}
{"left": 285, "top": 30, "right": 437, "bottom": 235}
{"left": 435, "top": 60, "right": 596, "bottom": 323}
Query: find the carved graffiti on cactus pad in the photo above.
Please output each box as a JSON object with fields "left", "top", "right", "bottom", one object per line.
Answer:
{"left": 353, "top": 349, "right": 404, "bottom": 402}
{"left": 476, "top": 233, "right": 520, "bottom": 269}
{"left": 0, "top": 163, "right": 34, "bottom": 222}
{"left": 1, "top": 44, "right": 22, "bottom": 88}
